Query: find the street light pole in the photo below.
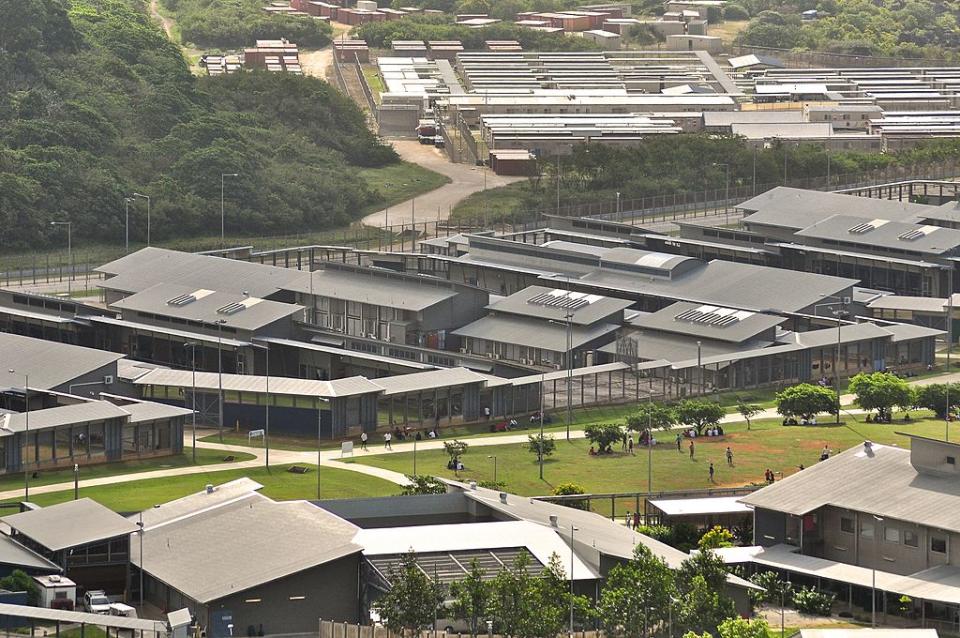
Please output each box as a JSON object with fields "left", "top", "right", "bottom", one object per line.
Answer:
{"left": 539, "top": 371, "right": 545, "bottom": 480}
{"left": 872, "top": 514, "right": 883, "bottom": 628}
{"left": 137, "top": 511, "right": 144, "bottom": 612}
{"left": 568, "top": 524, "right": 578, "bottom": 636}
{"left": 566, "top": 312, "right": 573, "bottom": 439}
{"left": 947, "top": 264, "right": 954, "bottom": 441}
{"left": 50, "top": 221, "right": 72, "bottom": 297}
{"left": 220, "top": 173, "right": 239, "bottom": 246}
{"left": 252, "top": 340, "right": 272, "bottom": 468}
{"left": 10, "top": 370, "right": 29, "bottom": 501}
{"left": 133, "top": 193, "right": 151, "bottom": 246}
{"left": 216, "top": 319, "right": 226, "bottom": 443}
{"left": 124, "top": 198, "right": 133, "bottom": 253}
{"left": 816, "top": 297, "right": 847, "bottom": 424}
{"left": 697, "top": 340, "right": 702, "bottom": 396}
{"left": 185, "top": 342, "right": 198, "bottom": 463}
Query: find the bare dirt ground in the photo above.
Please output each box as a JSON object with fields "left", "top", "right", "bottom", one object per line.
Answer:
{"left": 361, "top": 140, "right": 525, "bottom": 227}
{"left": 149, "top": 0, "right": 174, "bottom": 38}
{"left": 299, "top": 48, "right": 334, "bottom": 80}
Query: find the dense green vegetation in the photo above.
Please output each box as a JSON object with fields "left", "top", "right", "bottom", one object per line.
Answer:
{"left": 453, "top": 135, "right": 960, "bottom": 222}
{"left": 356, "top": 14, "right": 602, "bottom": 51}
{"left": 160, "top": 0, "right": 332, "bottom": 48}
{"left": 734, "top": 0, "right": 960, "bottom": 60}
{"left": 0, "top": 0, "right": 398, "bottom": 251}
{"left": 384, "top": 0, "right": 582, "bottom": 19}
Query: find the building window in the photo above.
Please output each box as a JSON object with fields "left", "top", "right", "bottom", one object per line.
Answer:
{"left": 931, "top": 535, "right": 947, "bottom": 554}
{"left": 860, "top": 521, "right": 874, "bottom": 539}
{"left": 884, "top": 527, "right": 900, "bottom": 543}
{"left": 840, "top": 517, "right": 855, "bottom": 534}
{"left": 904, "top": 530, "right": 918, "bottom": 548}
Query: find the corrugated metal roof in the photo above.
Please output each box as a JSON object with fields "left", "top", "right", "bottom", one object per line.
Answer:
{"left": 0, "top": 534, "right": 61, "bottom": 571}
{"left": 96, "top": 247, "right": 308, "bottom": 298}
{"left": 258, "top": 337, "right": 436, "bottom": 370}
{"left": 0, "top": 333, "right": 122, "bottom": 391}
{"left": 485, "top": 285, "right": 632, "bottom": 325}
{"left": 109, "top": 283, "right": 304, "bottom": 331}
{"left": 283, "top": 267, "right": 460, "bottom": 311}
{"left": 131, "top": 492, "right": 360, "bottom": 603}
{"left": 883, "top": 323, "right": 945, "bottom": 342}
{"left": 509, "top": 362, "right": 629, "bottom": 386}
{"left": 740, "top": 442, "right": 960, "bottom": 531}
{"left": 0, "top": 401, "right": 130, "bottom": 435}
{"left": 116, "top": 400, "right": 195, "bottom": 423}
{"left": 2, "top": 499, "right": 139, "bottom": 551}
{"left": 84, "top": 315, "right": 250, "bottom": 348}
{"left": 133, "top": 478, "right": 264, "bottom": 530}
{"left": 0, "top": 603, "right": 168, "bottom": 633}
{"left": 867, "top": 295, "right": 950, "bottom": 313}
{"left": 373, "top": 367, "right": 491, "bottom": 396}
{"left": 648, "top": 496, "right": 751, "bottom": 516}
{"left": 794, "top": 214, "right": 960, "bottom": 254}
{"left": 629, "top": 301, "right": 785, "bottom": 343}
{"left": 452, "top": 314, "right": 619, "bottom": 352}
{"left": 133, "top": 369, "right": 381, "bottom": 398}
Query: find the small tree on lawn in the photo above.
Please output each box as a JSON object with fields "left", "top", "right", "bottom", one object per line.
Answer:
{"left": 735, "top": 399, "right": 763, "bottom": 430}
{"left": 400, "top": 475, "right": 447, "bottom": 495}
{"left": 376, "top": 551, "right": 445, "bottom": 635}
{"left": 597, "top": 544, "right": 676, "bottom": 638}
{"left": 585, "top": 423, "right": 623, "bottom": 453}
{"left": 914, "top": 382, "right": 960, "bottom": 418}
{"left": 527, "top": 433, "right": 556, "bottom": 461}
{"left": 849, "top": 372, "right": 914, "bottom": 421}
{"left": 676, "top": 399, "right": 725, "bottom": 435}
{"left": 717, "top": 617, "right": 770, "bottom": 638}
{"left": 698, "top": 525, "right": 735, "bottom": 551}
{"left": 444, "top": 439, "right": 469, "bottom": 465}
{"left": 775, "top": 383, "right": 838, "bottom": 422}
{"left": 450, "top": 559, "right": 490, "bottom": 638}
{"left": 626, "top": 402, "right": 677, "bottom": 432}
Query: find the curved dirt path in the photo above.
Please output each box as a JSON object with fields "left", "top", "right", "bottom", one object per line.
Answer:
{"left": 150, "top": 0, "right": 175, "bottom": 39}
{"left": 362, "top": 140, "right": 525, "bottom": 227}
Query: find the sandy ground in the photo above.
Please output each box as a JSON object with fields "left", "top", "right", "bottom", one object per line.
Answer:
{"left": 361, "top": 140, "right": 525, "bottom": 227}
{"left": 299, "top": 48, "right": 334, "bottom": 79}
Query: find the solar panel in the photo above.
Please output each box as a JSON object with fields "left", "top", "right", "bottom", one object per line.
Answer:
{"left": 167, "top": 293, "right": 197, "bottom": 306}
{"left": 217, "top": 302, "right": 246, "bottom": 315}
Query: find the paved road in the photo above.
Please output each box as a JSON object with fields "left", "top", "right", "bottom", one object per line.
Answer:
{"left": 361, "top": 140, "right": 525, "bottom": 227}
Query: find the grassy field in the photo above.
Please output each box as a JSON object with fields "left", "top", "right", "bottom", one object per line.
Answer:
{"left": 344, "top": 413, "right": 949, "bottom": 496}
{"left": 0, "top": 162, "right": 447, "bottom": 272}
{"left": 0, "top": 447, "right": 253, "bottom": 494}
{"left": 450, "top": 181, "right": 531, "bottom": 223}
{"left": 362, "top": 65, "right": 385, "bottom": 102}
{"left": 7, "top": 463, "right": 399, "bottom": 511}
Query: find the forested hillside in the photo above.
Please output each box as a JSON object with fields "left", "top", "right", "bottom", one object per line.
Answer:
{"left": 734, "top": 0, "right": 960, "bottom": 60}
{"left": 0, "top": 0, "right": 397, "bottom": 251}
{"left": 159, "top": 0, "right": 332, "bottom": 48}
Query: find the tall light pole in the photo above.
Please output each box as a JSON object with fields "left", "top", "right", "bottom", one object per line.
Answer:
{"left": 50, "top": 221, "right": 72, "bottom": 297}
{"left": 252, "top": 340, "right": 271, "bottom": 468}
{"left": 568, "top": 524, "right": 579, "bottom": 636}
{"left": 616, "top": 191, "right": 621, "bottom": 222}
{"left": 713, "top": 162, "right": 729, "bottom": 214}
{"left": 487, "top": 455, "right": 497, "bottom": 483}
{"left": 697, "top": 340, "right": 702, "bottom": 396}
{"left": 215, "top": 319, "right": 226, "bottom": 443}
{"left": 556, "top": 151, "right": 562, "bottom": 215}
{"left": 124, "top": 197, "right": 133, "bottom": 253}
{"left": 184, "top": 342, "right": 198, "bottom": 463}
{"left": 133, "top": 192, "right": 151, "bottom": 246}
{"left": 946, "top": 264, "right": 954, "bottom": 441}
{"left": 872, "top": 514, "right": 884, "bottom": 627}
{"left": 539, "top": 371, "right": 545, "bottom": 480}
{"left": 317, "top": 397, "right": 329, "bottom": 500}
{"left": 9, "top": 370, "right": 29, "bottom": 501}
{"left": 565, "top": 311, "right": 573, "bottom": 438}
{"left": 220, "top": 173, "right": 239, "bottom": 246}
{"left": 816, "top": 297, "right": 847, "bottom": 424}
{"left": 137, "top": 511, "right": 144, "bottom": 612}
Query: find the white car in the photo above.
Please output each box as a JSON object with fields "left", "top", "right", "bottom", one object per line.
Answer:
{"left": 84, "top": 591, "right": 111, "bottom": 615}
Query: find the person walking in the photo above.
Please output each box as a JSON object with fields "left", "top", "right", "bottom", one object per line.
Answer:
{"left": 384, "top": 431, "right": 392, "bottom": 450}
{"left": 725, "top": 446, "right": 733, "bottom": 467}
{"left": 628, "top": 435, "right": 634, "bottom": 455}
{"left": 360, "top": 431, "right": 368, "bottom": 451}
{"left": 689, "top": 439, "right": 695, "bottom": 459}
{"left": 676, "top": 433, "right": 682, "bottom": 452}
{"left": 708, "top": 462, "right": 715, "bottom": 483}
{"left": 621, "top": 430, "right": 628, "bottom": 451}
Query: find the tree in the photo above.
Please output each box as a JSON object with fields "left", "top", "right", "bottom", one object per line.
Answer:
{"left": 775, "top": 383, "right": 838, "bottom": 422}
{"left": 553, "top": 482, "right": 589, "bottom": 510}
{"left": 698, "top": 526, "right": 735, "bottom": 551}
{"left": 376, "top": 551, "right": 445, "bottom": 634}
{"left": 400, "top": 475, "right": 447, "bottom": 495}
{"left": 584, "top": 423, "right": 623, "bottom": 453}
{"left": 0, "top": 569, "right": 38, "bottom": 606}
{"left": 848, "top": 372, "right": 914, "bottom": 421}
{"left": 675, "top": 551, "right": 735, "bottom": 635}
{"left": 914, "top": 382, "right": 960, "bottom": 418}
{"left": 444, "top": 439, "right": 469, "bottom": 463}
{"left": 627, "top": 403, "right": 677, "bottom": 432}
{"left": 676, "top": 400, "right": 725, "bottom": 435}
{"left": 735, "top": 399, "right": 762, "bottom": 430}
{"left": 717, "top": 617, "right": 770, "bottom": 638}
{"left": 527, "top": 433, "right": 556, "bottom": 460}
{"left": 450, "top": 559, "right": 491, "bottom": 638}
{"left": 488, "top": 552, "right": 576, "bottom": 638}
{"left": 597, "top": 544, "right": 676, "bottom": 638}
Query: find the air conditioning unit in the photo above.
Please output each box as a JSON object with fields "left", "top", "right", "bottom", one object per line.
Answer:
{"left": 103, "top": 375, "right": 114, "bottom": 385}
{"left": 459, "top": 348, "right": 467, "bottom": 353}
{"left": 494, "top": 354, "right": 502, "bottom": 360}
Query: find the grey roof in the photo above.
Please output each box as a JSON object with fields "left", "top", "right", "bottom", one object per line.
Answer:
{"left": 452, "top": 314, "right": 620, "bottom": 352}
{"left": 727, "top": 54, "right": 783, "bottom": 69}
{"left": 96, "top": 247, "right": 309, "bottom": 298}
{"left": 0, "top": 603, "right": 168, "bottom": 634}
{"left": 133, "top": 478, "right": 264, "bottom": 530}
{"left": 628, "top": 301, "right": 785, "bottom": 343}
{"left": 598, "top": 331, "right": 756, "bottom": 364}
{"left": 84, "top": 315, "right": 251, "bottom": 348}
{"left": 740, "top": 441, "right": 960, "bottom": 533}
{"left": 133, "top": 369, "right": 382, "bottom": 398}
{"left": 131, "top": 492, "right": 360, "bottom": 603}
{"left": 485, "top": 285, "right": 633, "bottom": 326}
{"left": 882, "top": 323, "right": 945, "bottom": 342}
{"left": 0, "top": 401, "right": 130, "bottom": 436}
{"left": 569, "top": 259, "right": 857, "bottom": 314}
{"left": 2, "top": 499, "right": 139, "bottom": 551}
{"left": 0, "top": 333, "right": 122, "bottom": 391}
{"left": 372, "top": 367, "right": 494, "bottom": 396}
{"left": 113, "top": 400, "right": 195, "bottom": 424}
{"left": 258, "top": 337, "right": 435, "bottom": 371}
{"left": 795, "top": 322, "right": 894, "bottom": 348}
{"left": 600, "top": 246, "right": 699, "bottom": 274}
{"left": 109, "top": 283, "right": 304, "bottom": 331}
{"left": 794, "top": 214, "right": 960, "bottom": 255}
{"left": 739, "top": 187, "right": 939, "bottom": 231}
{"left": 283, "top": 266, "right": 461, "bottom": 311}
{"left": 0, "top": 534, "right": 60, "bottom": 571}
{"left": 867, "top": 295, "right": 950, "bottom": 313}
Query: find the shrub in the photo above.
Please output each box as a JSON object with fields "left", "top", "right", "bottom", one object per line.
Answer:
{"left": 723, "top": 4, "right": 750, "bottom": 20}
{"left": 635, "top": 524, "right": 672, "bottom": 543}
{"left": 748, "top": 571, "right": 793, "bottom": 605}
{"left": 793, "top": 587, "right": 834, "bottom": 616}
{"left": 698, "top": 525, "right": 735, "bottom": 550}
{"left": 399, "top": 475, "right": 447, "bottom": 495}
{"left": 553, "top": 482, "right": 589, "bottom": 510}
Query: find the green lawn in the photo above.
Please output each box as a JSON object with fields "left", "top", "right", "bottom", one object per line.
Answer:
{"left": 0, "top": 447, "right": 254, "bottom": 494}
{"left": 345, "top": 414, "right": 951, "bottom": 498}
{"left": 7, "top": 464, "right": 399, "bottom": 511}
{"left": 450, "top": 181, "right": 531, "bottom": 224}
{"left": 0, "top": 163, "right": 446, "bottom": 273}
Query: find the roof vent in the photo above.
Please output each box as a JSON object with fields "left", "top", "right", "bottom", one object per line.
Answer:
{"left": 499, "top": 492, "right": 508, "bottom": 504}
{"left": 847, "top": 219, "right": 888, "bottom": 234}
{"left": 205, "top": 484, "right": 215, "bottom": 494}
{"left": 549, "top": 514, "right": 559, "bottom": 527}
{"left": 167, "top": 293, "right": 198, "bottom": 306}
{"left": 48, "top": 575, "right": 61, "bottom": 583}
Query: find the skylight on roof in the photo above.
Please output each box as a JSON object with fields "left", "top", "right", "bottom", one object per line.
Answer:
{"left": 674, "top": 304, "right": 754, "bottom": 328}
{"left": 526, "top": 289, "right": 603, "bottom": 311}
{"left": 847, "top": 218, "right": 889, "bottom": 235}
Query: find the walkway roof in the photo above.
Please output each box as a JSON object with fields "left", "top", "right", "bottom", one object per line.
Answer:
{"left": 648, "top": 496, "right": 751, "bottom": 517}
{"left": 134, "top": 369, "right": 382, "bottom": 399}
{"left": 2, "top": 499, "right": 139, "bottom": 551}
{"left": 0, "top": 603, "right": 168, "bottom": 634}
{"left": 257, "top": 337, "right": 435, "bottom": 371}
{"left": 83, "top": 315, "right": 251, "bottom": 348}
